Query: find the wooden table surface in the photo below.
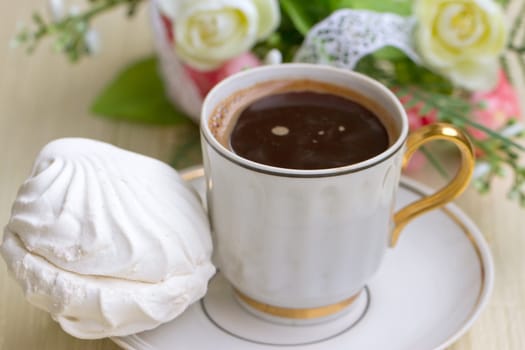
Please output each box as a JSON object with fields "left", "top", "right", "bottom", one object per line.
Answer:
{"left": 1, "top": 1, "right": 524, "bottom": 349}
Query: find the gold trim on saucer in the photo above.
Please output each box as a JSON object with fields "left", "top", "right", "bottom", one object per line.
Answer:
{"left": 234, "top": 289, "right": 360, "bottom": 319}
{"left": 402, "top": 182, "right": 485, "bottom": 318}
{"left": 443, "top": 206, "right": 485, "bottom": 299}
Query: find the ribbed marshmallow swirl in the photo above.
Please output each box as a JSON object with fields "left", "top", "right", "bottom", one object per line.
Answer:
{"left": 1, "top": 230, "right": 215, "bottom": 339}
{"left": 6, "top": 138, "right": 212, "bottom": 283}
{"left": 0, "top": 138, "right": 215, "bottom": 338}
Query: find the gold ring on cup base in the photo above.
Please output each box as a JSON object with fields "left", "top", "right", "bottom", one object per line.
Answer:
{"left": 234, "top": 290, "right": 361, "bottom": 320}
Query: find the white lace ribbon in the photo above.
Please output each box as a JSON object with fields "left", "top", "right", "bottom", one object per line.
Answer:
{"left": 294, "top": 9, "right": 421, "bottom": 69}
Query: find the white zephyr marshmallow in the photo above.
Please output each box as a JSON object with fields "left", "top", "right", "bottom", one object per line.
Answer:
{"left": 0, "top": 138, "right": 215, "bottom": 339}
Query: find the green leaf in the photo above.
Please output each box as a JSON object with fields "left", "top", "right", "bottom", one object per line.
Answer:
{"left": 404, "top": 98, "right": 419, "bottom": 109}
{"left": 372, "top": 47, "right": 407, "bottom": 61}
{"left": 392, "top": 58, "right": 453, "bottom": 94}
{"left": 419, "top": 103, "right": 433, "bottom": 116}
{"left": 91, "top": 56, "right": 191, "bottom": 125}
{"left": 170, "top": 124, "right": 202, "bottom": 169}
{"left": 328, "top": 0, "right": 356, "bottom": 10}
{"left": 343, "top": 0, "right": 413, "bottom": 15}
{"left": 279, "top": 0, "right": 332, "bottom": 35}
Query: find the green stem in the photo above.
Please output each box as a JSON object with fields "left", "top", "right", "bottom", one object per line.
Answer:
{"left": 451, "top": 115, "right": 525, "bottom": 152}
{"left": 508, "top": 45, "right": 525, "bottom": 54}
{"left": 518, "top": 55, "right": 525, "bottom": 87}
{"left": 509, "top": 0, "right": 525, "bottom": 43}
{"left": 20, "top": 0, "right": 146, "bottom": 58}
{"left": 420, "top": 146, "right": 450, "bottom": 180}
{"left": 51, "top": 0, "right": 144, "bottom": 31}
{"left": 472, "top": 139, "right": 518, "bottom": 166}
{"left": 408, "top": 89, "right": 525, "bottom": 152}
{"left": 80, "top": 0, "right": 139, "bottom": 20}
{"left": 500, "top": 55, "right": 511, "bottom": 84}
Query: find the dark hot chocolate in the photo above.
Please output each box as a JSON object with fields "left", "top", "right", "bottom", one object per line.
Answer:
{"left": 209, "top": 79, "right": 393, "bottom": 170}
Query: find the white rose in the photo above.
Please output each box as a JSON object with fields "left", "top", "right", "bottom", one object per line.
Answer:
{"left": 157, "top": 0, "right": 280, "bottom": 71}
{"left": 414, "top": 0, "right": 507, "bottom": 91}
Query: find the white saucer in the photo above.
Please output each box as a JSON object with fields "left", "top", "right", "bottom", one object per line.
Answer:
{"left": 113, "top": 167, "right": 493, "bottom": 350}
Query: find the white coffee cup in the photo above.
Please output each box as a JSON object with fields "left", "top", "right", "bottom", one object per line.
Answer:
{"left": 200, "top": 64, "right": 474, "bottom": 323}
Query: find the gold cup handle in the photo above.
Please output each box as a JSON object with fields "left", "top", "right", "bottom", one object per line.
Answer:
{"left": 391, "top": 123, "right": 475, "bottom": 247}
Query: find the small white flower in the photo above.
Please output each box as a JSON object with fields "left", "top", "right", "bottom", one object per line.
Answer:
{"left": 501, "top": 123, "right": 524, "bottom": 137}
{"left": 84, "top": 29, "right": 100, "bottom": 54}
{"left": 473, "top": 162, "right": 490, "bottom": 179}
{"left": 69, "top": 5, "right": 80, "bottom": 16}
{"left": 264, "top": 48, "right": 282, "bottom": 65}
{"left": 48, "top": 0, "right": 65, "bottom": 21}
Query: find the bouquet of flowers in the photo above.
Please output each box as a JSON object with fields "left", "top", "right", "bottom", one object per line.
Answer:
{"left": 14, "top": 0, "right": 525, "bottom": 206}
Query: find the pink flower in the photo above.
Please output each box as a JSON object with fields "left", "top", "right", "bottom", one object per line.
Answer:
{"left": 160, "top": 13, "right": 174, "bottom": 43}
{"left": 396, "top": 93, "right": 439, "bottom": 173}
{"left": 404, "top": 149, "right": 427, "bottom": 174}
{"left": 469, "top": 70, "right": 522, "bottom": 139}
{"left": 182, "top": 53, "right": 261, "bottom": 98}
{"left": 397, "top": 94, "right": 438, "bottom": 131}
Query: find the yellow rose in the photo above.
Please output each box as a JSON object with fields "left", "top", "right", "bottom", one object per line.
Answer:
{"left": 157, "top": 0, "right": 280, "bottom": 71}
{"left": 414, "top": 0, "right": 507, "bottom": 91}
